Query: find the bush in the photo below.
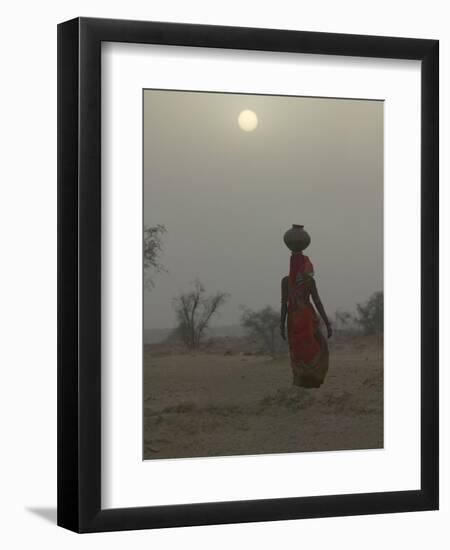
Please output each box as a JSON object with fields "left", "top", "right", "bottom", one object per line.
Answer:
{"left": 240, "top": 306, "right": 286, "bottom": 357}
{"left": 355, "top": 291, "right": 383, "bottom": 335}
{"left": 172, "top": 279, "right": 229, "bottom": 349}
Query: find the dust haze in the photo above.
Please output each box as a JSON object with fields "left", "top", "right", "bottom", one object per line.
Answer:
{"left": 143, "top": 90, "right": 383, "bottom": 332}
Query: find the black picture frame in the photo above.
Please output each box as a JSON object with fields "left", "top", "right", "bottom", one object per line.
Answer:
{"left": 57, "top": 17, "right": 439, "bottom": 533}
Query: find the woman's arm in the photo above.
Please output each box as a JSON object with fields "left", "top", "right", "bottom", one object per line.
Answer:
{"left": 310, "top": 278, "right": 333, "bottom": 338}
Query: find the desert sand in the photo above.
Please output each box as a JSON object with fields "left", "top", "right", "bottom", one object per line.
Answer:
{"left": 143, "top": 335, "right": 383, "bottom": 460}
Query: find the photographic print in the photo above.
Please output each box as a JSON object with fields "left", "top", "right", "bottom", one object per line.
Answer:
{"left": 143, "top": 89, "right": 383, "bottom": 460}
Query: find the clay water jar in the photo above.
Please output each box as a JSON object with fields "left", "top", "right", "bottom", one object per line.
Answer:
{"left": 283, "top": 224, "right": 311, "bottom": 252}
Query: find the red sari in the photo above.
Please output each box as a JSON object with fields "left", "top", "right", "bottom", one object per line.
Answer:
{"left": 283, "top": 254, "right": 329, "bottom": 388}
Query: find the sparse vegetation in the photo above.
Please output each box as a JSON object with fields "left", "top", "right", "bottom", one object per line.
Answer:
{"left": 355, "top": 291, "right": 383, "bottom": 335}
{"left": 334, "top": 291, "right": 383, "bottom": 336}
{"left": 240, "top": 306, "right": 285, "bottom": 357}
{"left": 143, "top": 224, "right": 167, "bottom": 289}
{"left": 335, "top": 309, "right": 354, "bottom": 332}
{"left": 172, "top": 279, "right": 229, "bottom": 349}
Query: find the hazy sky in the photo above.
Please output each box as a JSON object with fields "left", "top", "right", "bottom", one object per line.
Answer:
{"left": 143, "top": 90, "right": 383, "bottom": 330}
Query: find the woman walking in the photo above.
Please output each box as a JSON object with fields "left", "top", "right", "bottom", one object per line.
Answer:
{"left": 280, "top": 225, "right": 332, "bottom": 388}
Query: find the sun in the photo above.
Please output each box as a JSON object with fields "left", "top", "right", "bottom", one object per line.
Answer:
{"left": 238, "top": 109, "right": 258, "bottom": 132}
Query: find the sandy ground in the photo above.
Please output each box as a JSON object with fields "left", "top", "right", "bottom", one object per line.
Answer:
{"left": 143, "top": 336, "right": 383, "bottom": 459}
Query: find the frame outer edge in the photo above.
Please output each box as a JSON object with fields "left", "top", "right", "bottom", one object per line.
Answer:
{"left": 420, "top": 40, "right": 439, "bottom": 509}
{"left": 57, "top": 17, "right": 81, "bottom": 533}
{"left": 78, "top": 17, "right": 103, "bottom": 532}
{"left": 57, "top": 16, "right": 440, "bottom": 533}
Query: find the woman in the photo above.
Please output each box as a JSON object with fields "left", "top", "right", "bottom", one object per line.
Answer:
{"left": 280, "top": 227, "right": 332, "bottom": 388}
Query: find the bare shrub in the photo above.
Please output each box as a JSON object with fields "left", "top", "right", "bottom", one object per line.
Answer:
{"left": 143, "top": 224, "right": 167, "bottom": 289}
{"left": 240, "top": 306, "right": 286, "bottom": 357}
{"left": 172, "top": 279, "right": 229, "bottom": 349}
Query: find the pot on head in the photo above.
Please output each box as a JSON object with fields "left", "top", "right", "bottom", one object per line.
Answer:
{"left": 283, "top": 224, "right": 311, "bottom": 252}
